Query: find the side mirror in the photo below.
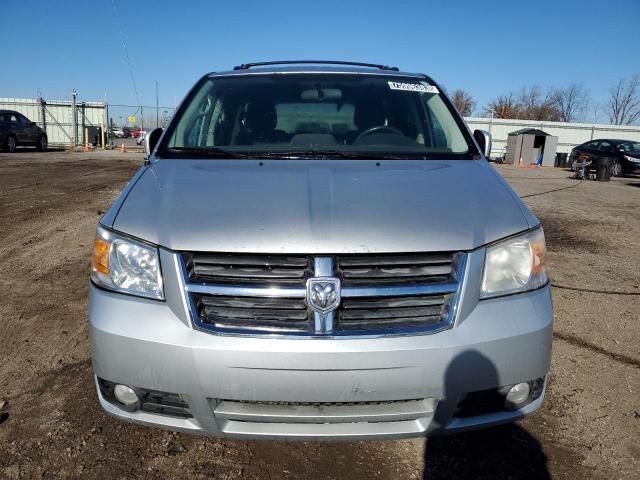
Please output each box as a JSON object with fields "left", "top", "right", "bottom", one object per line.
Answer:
{"left": 30, "top": 122, "right": 37, "bottom": 127}
{"left": 473, "top": 129, "right": 492, "bottom": 158}
{"left": 144, "top": 128, "right": 163, "bottom": 157}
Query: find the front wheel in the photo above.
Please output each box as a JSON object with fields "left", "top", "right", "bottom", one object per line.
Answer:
{"left": 6, "top": 135, "right": 17, "bottom": 153}
{"left": 36, "top": 135, "right": 47, "bottom": 152}
{"left": 611, "top": 159, "right": 622, "bottom": 177}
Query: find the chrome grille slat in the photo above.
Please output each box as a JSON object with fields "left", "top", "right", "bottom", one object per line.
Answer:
{"left": 199, "top": 295, "right": 307, "bottom": 310}
{"left": 339, "top": 253, "right": 453, "bottom": 267}
{"left": 341, "top": 265, "right": 452, "bottom": 278}
{"left": 340, "top": 295, "right": 445, "bottom": 309}
{"left": 211, "top": 318, "right": 311, "bottom": 332}
{"left": 203, "top": 306, "right": 309, "bottom": 321}
{"left": 180, "top": 252, "right": 466, "bottom": 336}
{"left": 340, "top": 305, "right": 444, "bottom": 321}
{"left": 189, "top": 252, "right": 311, "bottom": 285}
{"left": 193, "top": 254, "right": 309, "bottom": 267}
{"left": 194, "top": 265, "right": 308, "bottom": 280}
{"left": 338, "top": 317, "right": 443, "bottom": 330}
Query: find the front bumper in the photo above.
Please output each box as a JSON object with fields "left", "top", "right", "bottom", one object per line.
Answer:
{"left": 89, "top": 277, "right": 553, "bottom": 441}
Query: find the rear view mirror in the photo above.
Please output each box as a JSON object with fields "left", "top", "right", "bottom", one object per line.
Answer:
{"left": 473, "top": 129, "right": 492, "bottom": 158}
{"left": 300, "top": 88, "right": 342, "bottom": 101}
{"left": 144, "top": 128, "right": 163, "bottom": 157}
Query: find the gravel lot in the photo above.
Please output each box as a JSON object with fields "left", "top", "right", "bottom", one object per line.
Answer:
{"left": 0, "top": 150, "right": 638, "bottom": 479}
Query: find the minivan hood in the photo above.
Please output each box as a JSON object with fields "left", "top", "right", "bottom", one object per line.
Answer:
{"left": 111, "top": 159, "right": 535, "bottom": 253}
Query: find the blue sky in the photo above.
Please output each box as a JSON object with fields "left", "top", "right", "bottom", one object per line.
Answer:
{"left": 2, "top": 0, "right": 639, "bottom": 122}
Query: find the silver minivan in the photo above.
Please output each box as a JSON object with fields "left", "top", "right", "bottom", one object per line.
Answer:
{"left": 89, "top": 61, "right": 552, "bottom": 441}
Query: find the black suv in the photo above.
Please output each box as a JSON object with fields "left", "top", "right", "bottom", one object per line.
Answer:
{"left": 569, "top": 139, "right": 640, "bottom": 176}
{"left": 0, "top": 110, "right": 48, "bottom": 152}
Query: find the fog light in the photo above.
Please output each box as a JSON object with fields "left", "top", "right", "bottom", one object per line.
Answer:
{"left": 505, "top": 382, "right": 531, "bottom": 409}
{"left": 114, "top": 384, "right": 139, "bottom": 406}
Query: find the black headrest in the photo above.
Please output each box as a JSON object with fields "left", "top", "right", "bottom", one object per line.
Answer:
{"left": 354, "top": 102, "right": 385, "bottom": 130}
{"left": 245, "top": 100, "right": 277, "bottom": 134}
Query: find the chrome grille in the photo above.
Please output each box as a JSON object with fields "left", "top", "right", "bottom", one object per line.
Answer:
{"left": 188, "top": 253, "right": 311, "bottom": 286}
{"left": 339, "top": 253, "right": 454, "bottom": 285}
{"left": 180, "top": 252, "right": 466, "bottom": 336}
{"left": 338, "top": 294, "right": 450, "bottom": 331}
{"left": 193, "top": 294, "right": 310, "bottom": 332}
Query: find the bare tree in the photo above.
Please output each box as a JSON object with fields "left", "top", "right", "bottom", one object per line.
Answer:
{"left": 484, "top": 93, "right": 519, "bottom": 119}
{"left": 549, "top": 82, "right": 590, "bottom": 122}
{"left": 607, "top": 75, "right": 640, "bottom": 125}
{"left": 484, "top": 86, "right": 561, "bottom": 121}
{"left": 516, "top": 86, "right": 561, "bottom": 121}
{"left": 516, "top": 86, "right": 544, "bottom": 118}
{"left": 450, "top": 89, "right": 476, "bottom": 116}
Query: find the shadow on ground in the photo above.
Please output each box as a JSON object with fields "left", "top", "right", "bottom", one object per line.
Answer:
{"left": 422, "top": 350, "right": 550, "bottom": 479}
{"left": 423, "top": 425, "right": 549, "bottom": 479}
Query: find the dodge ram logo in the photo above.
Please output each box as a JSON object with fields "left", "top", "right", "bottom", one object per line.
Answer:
{"left": 306, "top": 278, "right": 341, "bottom": 314}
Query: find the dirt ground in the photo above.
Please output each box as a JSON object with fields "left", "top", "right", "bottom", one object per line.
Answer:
{"left": 0, "top": 150, "right": 638, "bottom": 479}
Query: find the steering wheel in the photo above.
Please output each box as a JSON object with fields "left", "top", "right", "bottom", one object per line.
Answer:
{"left": 354, "top": 125, "right": 404, "bottom": 143}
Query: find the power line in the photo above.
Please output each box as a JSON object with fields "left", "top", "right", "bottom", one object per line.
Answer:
{"left": 111, "top": 0, "right": 141, "bottom": 105}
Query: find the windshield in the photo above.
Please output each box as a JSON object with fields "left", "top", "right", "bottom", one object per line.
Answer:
{"left": 159, "top": 73, "right": 476, "bottom": 159}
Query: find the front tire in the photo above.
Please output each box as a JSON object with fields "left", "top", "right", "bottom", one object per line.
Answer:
{"left": 6, "top": 135, "right": 17, "bottom": 153}
{"left": 36, "top": 135, "right": 47, "bottom": 152}
{"left": 611, "top": 159, "right": 622, "bottom": 177}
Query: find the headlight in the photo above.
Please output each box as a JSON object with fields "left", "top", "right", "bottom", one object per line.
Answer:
{"left": 91, "top": 226, "right": 164, "bottom": 300}
{"left": 624, "top": 155, "right": 640, "bottom": 163}
{"left": 481, "top": 228, "right": 548, "bottom": 299}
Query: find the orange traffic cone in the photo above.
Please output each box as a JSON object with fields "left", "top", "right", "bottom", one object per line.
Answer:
{"left": 84, "top": 143, "right": 90, "bottom": 152}
{"left": 518, "top": 157, "right": 524, "bottom": 168}
{"left": 120, "top": 143, "right": 126, "bottom": 153}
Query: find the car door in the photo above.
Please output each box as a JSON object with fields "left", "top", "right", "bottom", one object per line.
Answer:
{"left": 0, "top": 113, "right": 8, "bottom": 137}
{"left": 18, "top": 114, "right": 39, "bottom": 144}
{"left": 7, "top": 113, "right": 30, "bottom": 144}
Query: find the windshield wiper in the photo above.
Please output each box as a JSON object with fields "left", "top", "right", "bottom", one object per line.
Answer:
{"left": 254, "top": 150, "right": 407, "bottom": 160}
{"left": 166, "top": 147, "right": 247, "bottom": 158}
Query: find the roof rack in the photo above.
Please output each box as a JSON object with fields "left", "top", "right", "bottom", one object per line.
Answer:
{"left": 233, "top": 60, "right": 399, "bottom": 71}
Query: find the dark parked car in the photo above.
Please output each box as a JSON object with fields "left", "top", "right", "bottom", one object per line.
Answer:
{"left": 569, "top": 139, "right": 640, "bottom": 176}
{"left": 0, "top": 110, "right": 48, "bottom": 152}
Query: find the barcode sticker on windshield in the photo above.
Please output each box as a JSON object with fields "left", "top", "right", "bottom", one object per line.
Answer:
{"left": 387, "top": 81, "right": 438, "bottom": 94}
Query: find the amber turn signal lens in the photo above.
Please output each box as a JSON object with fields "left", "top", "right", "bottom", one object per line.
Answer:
{"left": 531, "top": 240, "right": 547, "bottom": 275}
{"left": 92, "top": 238, "right": 111, "bottom": 274}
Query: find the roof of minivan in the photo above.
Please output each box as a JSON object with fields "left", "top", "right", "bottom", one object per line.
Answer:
{"left": 207, "top": 65, "right": 427, "bottom": 78}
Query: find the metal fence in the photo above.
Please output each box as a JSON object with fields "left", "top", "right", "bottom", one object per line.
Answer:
{"left": 464, "top": 116, "right": 640, "bottom": 157}
{"left": 0, "top": 96, "right": 106, "bottom": 146}
{"left": 0, "top": 97, "right": 176, "bottom": 147}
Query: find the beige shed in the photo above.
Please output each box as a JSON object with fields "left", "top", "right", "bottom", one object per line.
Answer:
{"left": 505, "top": 128, "right": 558, "bottom": 167}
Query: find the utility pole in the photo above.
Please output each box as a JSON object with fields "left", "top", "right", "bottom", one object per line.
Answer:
{"left": 71, "top": 89, "right": 78, "bottom": 147}
{"left": 156, "top": 81, "right": 159, "bottom": 128}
